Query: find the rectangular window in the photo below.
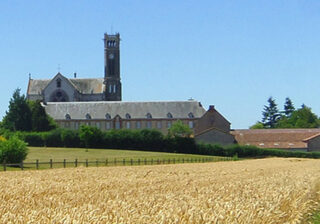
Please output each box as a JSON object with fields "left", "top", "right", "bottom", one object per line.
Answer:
{"left": 167, "top": 121, "right": 172, "bottom": 128}
{"left": 136, "top": 121, "right": 141, "bottom": 129}
{"left": 113, "top": 84, "right": 116, "bottom": 93}
{"left": 115, "top": 121, "right": 121, "bottom": 129}
{"left": 75, "top": 122, "right": 79, "bottom": 130}
{"left": 147, "top": 121, "right": 152, "bottom": 129}
{"left": 96, "top": 122, "right": 100, "bottom": 129}
{"left": 157, "top": 121, "right": 162, "bottom": 129}
{"left": 126, "top": 121, "right": 131, "bottom": 129}
{"left": 106, "top": 122, "right": 111, "bottom": 130}
{"left": 109, "top": 84, "right": 112, "bottom": 93}
{"left": 188, "top": 121, "right": 194, "bottom": 129}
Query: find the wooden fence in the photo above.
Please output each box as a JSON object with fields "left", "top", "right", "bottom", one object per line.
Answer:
{"left": 0, "top": 156, "right": 234, "bottom": 171}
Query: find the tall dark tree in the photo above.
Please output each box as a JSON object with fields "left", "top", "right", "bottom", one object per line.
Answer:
{"left": 283, "top": 97, "right": 295, "bottom": 117}
{"left": 262, "top": 97, "right": 280, "bottom": 128}
{"left": 28, "top": 100, "right": 55, "bottom": 131}
{"left": 2, "top": 89, "right": 32, "bottom": 131}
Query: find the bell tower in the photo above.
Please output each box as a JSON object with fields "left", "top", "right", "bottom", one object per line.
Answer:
{"left": 104, "top": 32, "right": 122, "bottom": 101}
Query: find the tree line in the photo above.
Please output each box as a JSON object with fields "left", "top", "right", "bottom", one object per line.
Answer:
{"left": 251, "top": 97, "right": 320, "bottom": 129}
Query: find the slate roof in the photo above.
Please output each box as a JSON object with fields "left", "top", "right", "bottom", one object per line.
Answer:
{"left": 27, "top": 78, "right": 104, "bottom": 95}
{"left": 231, "top": 129, "right": 320, "bottom": 149}
{"left": 44, "top": 100, "right": 206, "bottom": 120}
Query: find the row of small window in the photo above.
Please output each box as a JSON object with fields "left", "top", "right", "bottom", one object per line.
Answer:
{"left": 66, "top": 112, "right": 195, "bottom": 120}
{"left": 107, "top": 40, "right": 117, "bottom": 47}
{"left": 68, "top": 120, "right": 194, "bottom": 130}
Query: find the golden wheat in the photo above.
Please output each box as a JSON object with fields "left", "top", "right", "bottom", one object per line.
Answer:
{"left": 0, "top": 158, "right": 319, "bottom": 223}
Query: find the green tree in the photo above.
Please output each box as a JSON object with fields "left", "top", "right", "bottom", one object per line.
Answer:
{"left": 168, "top": 120, "right": 192, "bottom": 137}
{"left": 79, "top": 125, "right": 103, "bottom": 148}
{"left": 2, "top": 89, "right": 32, "bottom": 131}
{"left": 0, "top": 137, "right": 28, "bottom": 163}
{"left": 283, "top": 97, "right": 295, "bottom": 117}
{"left": 28, "top": 100, "right": 56, "bottom": 131}
{"left": 262, "top": 97, "right": 280, "bottom": 128}
{"left": 276, "top": 105, "right": 320, "bottom": 128}
{"left": 249, "top": 121, "right": 264, "bottom": 129}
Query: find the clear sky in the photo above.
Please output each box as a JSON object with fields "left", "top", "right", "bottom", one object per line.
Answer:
{"left": 1, "top": 0, "right": 320, "bottom": 129}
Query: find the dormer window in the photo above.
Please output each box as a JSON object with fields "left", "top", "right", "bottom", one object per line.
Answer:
{"left": 167, "top": 113, "right": 173, "bottom": 119}
{"left": 56, "top": 78, "right": 61, "bottom": 88}
{"left": 125, "top": 113, "right": 131, "bottom": 119}
{"left": 188, "top": 112, "right": 194, "bottom": 118}
{"left": 105, "top": 113, "right": 111, "bottom": 120}
{"left": 146, "top": 113, "right": 152, "bottom": 119}
{"left": 65, "top": 114, "right": 71, "bottom": 120}
{"left": 86, "top": 113, "right": 92, "bottom": 120}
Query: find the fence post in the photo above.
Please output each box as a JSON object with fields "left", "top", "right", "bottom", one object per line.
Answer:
{"left": 86, "top": 159, "right": 88, "bottom": 167}
{"left": 151, "top": 158, "right": 153, "bottom": 165}
{"left": 20, "top": 161, "right": 23, "bottom": 170}
{"left": 130, "top": 159, "right": 133, "bottom": 166}
{"left": 96, "top": 159, "right": 99, "bottom": 167}
{"left": 75, "top": 159, "right": 78, "bottom": 167}
{"left": 138, "top": 159, "right": 140, "bottom": 165}
{"left": 63, "top": 159, "right": 66, "bottom": 168}
{"left": 123, "top": 159, "right": 125, "bottom": 166}
{"left": 50, "top": 159, "right": 53, "bottom": 169}
{"left": 114, "top": 158, "right": 117, "bottom": 166}
{"left": 168, "top": 159, "right": 170, "bottom": 164}
{"left": 3, "top": 160, "right": 6, "bottom": 171}
{"left": 105, "top": 159, "right": 108, "bottom": 166}
{"left": 182, "top": 158, "right": 184, "bottom": 163}
{"left": 36, "top": 159, "right": 39, "bottom": 170}
{"left": 144, "top": 158, "right": 147, "bottom": 165}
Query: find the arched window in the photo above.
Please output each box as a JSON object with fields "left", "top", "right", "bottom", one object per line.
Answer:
{"left": 125, "top": 113, "right": 131, "bottom": 119}
{"left": 146, "top": 113, "right": 152, "bottom": 119}
{"left": 105, "top": 113, "right": 111, "bottom": 120}
{"left": 86, "top": 113, "right": 92, "bottom": 120}
{"left": 188, "top": 112, "right": 194, "bottom": 118}
{"left": 65, "top": 114, "right": 71, "bottom": 120}
{"left": 167, "top": 113, "right": 173, "bottom": 119}
{"left": 56, "top": 78, "right": 61, "bottom": 88}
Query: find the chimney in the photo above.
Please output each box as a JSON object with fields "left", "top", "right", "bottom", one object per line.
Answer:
{"left": 209, "top": 105, "right": 215, "bottom": 111}
{"left": 74, "top": 72, "right": 77, "bottom": 78}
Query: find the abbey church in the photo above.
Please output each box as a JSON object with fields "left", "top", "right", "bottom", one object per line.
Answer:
{"left": 27, "top": 33, "right": 235, "bottom": 145}
{"left": 27, "top": 33, "right": 121, "bottom": 102}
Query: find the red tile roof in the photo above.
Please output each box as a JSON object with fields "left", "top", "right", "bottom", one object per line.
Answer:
{"left": 231, "top": 129, "right": 320, "bottom": 149}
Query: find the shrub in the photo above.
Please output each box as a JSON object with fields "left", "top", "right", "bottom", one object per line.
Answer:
{"left": 43, "top": 129, "right": 63, "bottom": 147}
{"left": 79, "top": 125, "right": 103, "bottom": 148}
{"left": 61, "top": 129, "right": 80, "bottom": 148}
{"left": 0, "top": 137, "right": 28, "bottom": 163}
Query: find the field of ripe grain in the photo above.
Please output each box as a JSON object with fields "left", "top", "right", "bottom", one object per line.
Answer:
{"left": 0, "top": 158, "right": 320, "bottom": 223}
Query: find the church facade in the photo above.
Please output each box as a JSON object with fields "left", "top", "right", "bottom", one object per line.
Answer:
{"left": 27, "top": 33, "right": 234, "bottom": 145}
{"left": 27, "top": 33, "right": 121, "bottom": 102}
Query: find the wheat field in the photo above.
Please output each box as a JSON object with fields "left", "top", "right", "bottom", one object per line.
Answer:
{"left": 0, "top": 158, "right": 320, "bottom": 223}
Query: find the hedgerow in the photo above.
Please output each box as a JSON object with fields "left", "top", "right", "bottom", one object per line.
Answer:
{"left": 1, "top": 126, "right": 320, "bottom": 159}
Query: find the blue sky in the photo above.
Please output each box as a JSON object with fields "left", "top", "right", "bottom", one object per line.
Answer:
{"left": 1, "top": 0, "right": 320, "bottom": 129}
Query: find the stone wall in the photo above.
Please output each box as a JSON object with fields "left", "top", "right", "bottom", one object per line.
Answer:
{"left": 195, "top": 128, "right": 235, "bottom": 145}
